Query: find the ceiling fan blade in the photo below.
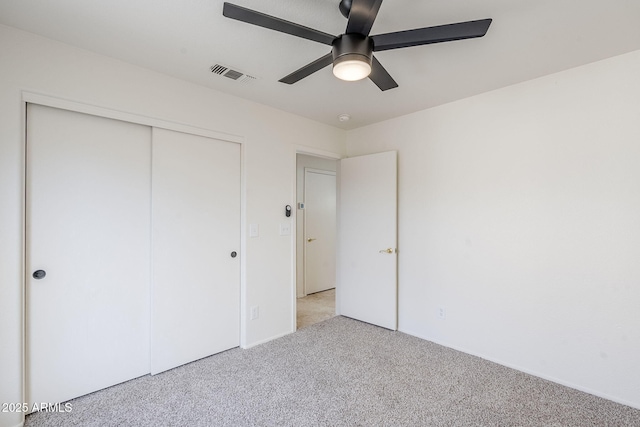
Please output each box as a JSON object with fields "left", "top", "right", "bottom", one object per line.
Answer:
{"left": 223, "top": 2, "right": 335, "bottom": 45}
{"left": 346, "top": 0, "right": 383, "bottom": 36}
{"left": 372, "top": 18, "right": 492, "bottom": 52}
{"left": 279, "top": 53, "right": 334, "bottom": 85}
{"left": 368, "top": 56, "right": 398, "bottom": 91}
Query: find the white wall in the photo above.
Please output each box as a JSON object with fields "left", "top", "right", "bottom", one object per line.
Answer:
{"left": 0, "top": 24, "right": 345, "bottom": 427}
{"left": 295, "top": 154, "right": 338, "bottom": 298}
{"left": 346, "top": 49, "right": 640, "bottom": 408}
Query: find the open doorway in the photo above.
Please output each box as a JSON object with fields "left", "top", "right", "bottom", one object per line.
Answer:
{"left": 295, "top": 154, "right": 338, "bottom": 329}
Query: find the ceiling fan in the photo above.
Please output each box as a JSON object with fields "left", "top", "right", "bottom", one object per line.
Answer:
{"left": 223, "top": 0, "right": 492, "bottom": 91}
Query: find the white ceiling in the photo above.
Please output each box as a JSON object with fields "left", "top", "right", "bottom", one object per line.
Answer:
{"left": 1, "top": 0, "right": 639, "bottom": 129}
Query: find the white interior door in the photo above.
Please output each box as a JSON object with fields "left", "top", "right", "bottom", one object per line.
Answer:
{"left": 337, "top": 151, "right": 397, "bottom": 330}
{"left": 26, "top": 104, "right": 151, "bottom": 407}
{"left": 151, "top": 128, "right": 240, "bottom": 374}
{"left": 304, "top": 169, "right": 336, "bottom": 294}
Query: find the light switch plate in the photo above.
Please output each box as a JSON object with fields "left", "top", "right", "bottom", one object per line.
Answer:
{"left": 249, "top": 223, "right": 259, "bottom": 238}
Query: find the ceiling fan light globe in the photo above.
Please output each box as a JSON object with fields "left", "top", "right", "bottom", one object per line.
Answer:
{"left": 333, "top": 58, "right": 371, "bottom": 81}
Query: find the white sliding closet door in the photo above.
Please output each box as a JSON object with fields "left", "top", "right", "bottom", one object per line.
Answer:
{"left": 26, "top": 104, "right": 151, "bottom": 407}
{"left": 151, "top": 128, "right": 241, "bottom": 374}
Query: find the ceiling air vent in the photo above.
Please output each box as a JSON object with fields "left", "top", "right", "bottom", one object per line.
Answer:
{"left": 210, "top": 64, "right": 228, "bottom": 75}
{"left": 210, "top": 64, "right": 258, "bottom": 84}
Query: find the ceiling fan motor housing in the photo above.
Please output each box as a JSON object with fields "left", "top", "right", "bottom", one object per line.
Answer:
{"left": 332, "top": 34, "right": 373, "bottom": 68}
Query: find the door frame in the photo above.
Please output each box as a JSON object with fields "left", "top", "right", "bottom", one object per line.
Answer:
{"left": 20, "top": 92, "right": 247, "bottom": 414}
{"left": 292, "top": 146, "right": 342, "bottom": 331}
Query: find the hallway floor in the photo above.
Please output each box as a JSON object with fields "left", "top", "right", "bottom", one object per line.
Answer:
{"left": 296, "top": 288, "right": 335, "bottom": 329}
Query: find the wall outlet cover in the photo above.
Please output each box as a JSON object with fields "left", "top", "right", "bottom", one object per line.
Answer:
{"left": 279, "top": 222, "right": 291, "bottom": 236}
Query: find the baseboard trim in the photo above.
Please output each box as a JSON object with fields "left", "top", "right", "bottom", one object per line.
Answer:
{"left": 242, "top": 330, "right": 293, "bottom": 349}
{"left": 398, "top": 327, "right": 640, "bottom": 411}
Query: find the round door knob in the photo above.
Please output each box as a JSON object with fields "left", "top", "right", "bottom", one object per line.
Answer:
{"left": 230, "top": 251, "right": 237, "bottom": 258}
{"left": 33, "top": 270, "right": 46, "bottom": 279}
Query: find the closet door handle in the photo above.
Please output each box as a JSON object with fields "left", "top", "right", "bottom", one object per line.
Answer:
{"left": 33, "top": 270, "right": 47, "bottom": 279}
{"left": 307, "top": 238, "right": 317, "bottom": 243}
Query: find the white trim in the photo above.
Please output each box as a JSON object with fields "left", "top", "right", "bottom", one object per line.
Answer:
{"left": 291, "top": 150, "right": 298, "bottom": 331}
{"left": 294, "top": 144, "right": 342, "bottom": 160}
{"left": 304, "top": 167, "right": 337, "bottom": 177}
{"left": 242, "top": 331, "right": 292, "bottom": 349}
{"left": 22, "top": 91, "right": 244, "bottom": 144}
{"left": 19, "top": 91, "right": 28, "bottom": 427}
{"left": 239, "top": 142, "right": 248, "bottom": 349}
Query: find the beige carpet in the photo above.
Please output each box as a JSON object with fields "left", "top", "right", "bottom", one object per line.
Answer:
{"left": 296, "top": 288, "right": 335, "bottom": 329}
